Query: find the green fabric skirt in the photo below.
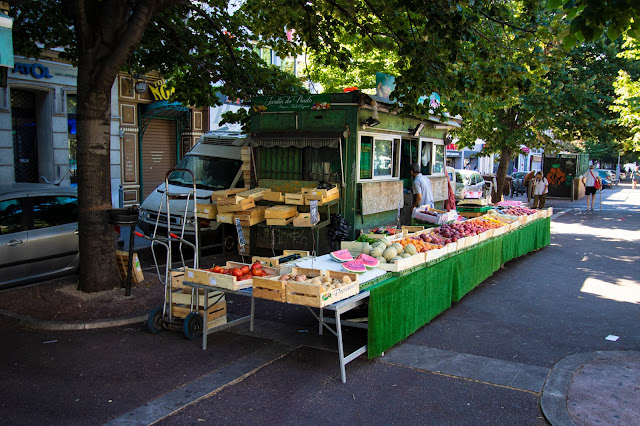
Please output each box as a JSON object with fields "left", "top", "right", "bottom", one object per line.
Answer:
{"left": 367, "top": 218, "right": 551, "bottom": 358}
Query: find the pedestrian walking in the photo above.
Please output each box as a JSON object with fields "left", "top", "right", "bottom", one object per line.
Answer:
{"left": 524, "top": 170, "right": 535, "bottom": 203}
{"left": 410, "top": 162, "right": 434, "bottom": 209}
{"left": 632, "top": 166, "right": 640, "bottom": 190}
{"left": 581, "top": 165, "right": 601, "bottom": 211}
{"left": 532, "top": 172, "right": 548, "bottom": 209}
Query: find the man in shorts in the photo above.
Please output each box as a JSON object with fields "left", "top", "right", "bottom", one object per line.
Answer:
{"left": 632, "top": 166, "right": 640, "bottom": 190}
{"left": 581, "top": 164, "right": 601, "bottom": 211}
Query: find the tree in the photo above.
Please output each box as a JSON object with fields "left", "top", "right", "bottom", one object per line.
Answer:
{"left": 11, "top": 0, "right": 305, "bottom": 292}
{"left": 612, "top": 36, "right": 640, "bottom": 152}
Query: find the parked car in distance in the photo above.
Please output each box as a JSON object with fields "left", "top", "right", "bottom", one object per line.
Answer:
{"left": 511, "top": 171, "right": 529, "bottom": 180}
{"left": 447, "top": 168, "right": 488, "bottom": 199}
{"left": 602, "top": 169, "right": 620, "bottom": 185}
{"left": 594, "top": 169, "right": 612, "bottom": 188}
{"left": 0, "top": 183, "right": 79, "bottom": 288}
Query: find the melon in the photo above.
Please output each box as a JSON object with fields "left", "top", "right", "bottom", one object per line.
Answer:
{"left": 379, "top": 236, "right": 392, "bottom": 247}
{"left": 330, "top": 249, "right": 353, "bottom": 262}
{"left": 357, "top": 253, "right": 380, "bottom": 269}
{"left": 375, "top": 256, "right": 387, "bottom": 264}
{"left": 391, "top": 256, "right": 404, "bottom": 262}
{"left": 342, "top": 260, "right": 367, "bottom": 273}
{"left": 372, "top": 241, "right": 386, "bottom": 251}
{"left": 370, "top": 247, "right": 384, "bottom": 258}
{"left": 404, "top": 244, "right": 418, "bottom": 256}
{"left": 382, "top": 247, "right": 398, "bottom": 262}
{"left": 401, "top": 253, "right": 412, "bottom": 258}
{"left": 392, "top": 242, "right": 404, "bottom": 253}
{"left": 362, "top": 244, "right": 371, "bottom": 255}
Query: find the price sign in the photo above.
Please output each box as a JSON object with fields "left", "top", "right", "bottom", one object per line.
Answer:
{"left": 309, "top": 200, "right": 319, "bottom": 225}
{"left": 235, "top": 218, "right": 246, "bottom": 251}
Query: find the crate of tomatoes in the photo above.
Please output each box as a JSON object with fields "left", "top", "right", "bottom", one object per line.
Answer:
{"left": 184, "top": 261, "right": 277, "bottom": 291}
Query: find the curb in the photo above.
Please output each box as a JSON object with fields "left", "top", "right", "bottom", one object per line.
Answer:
{"left": 0, "top": 308, "right": 147, "bottom": 331}
{"left": 540, "top": 350, "right": 640, "bottom": 426}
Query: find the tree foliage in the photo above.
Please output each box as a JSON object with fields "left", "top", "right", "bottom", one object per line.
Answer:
{"left": 611, "top": 36, "right": 640, "bottom": 152}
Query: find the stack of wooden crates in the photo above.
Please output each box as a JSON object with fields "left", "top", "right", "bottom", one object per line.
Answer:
{"left": 170, "top": 268, "right": 227, "bottom": 329}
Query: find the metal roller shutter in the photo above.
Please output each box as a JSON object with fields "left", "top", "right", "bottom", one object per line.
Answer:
{"left": 141, "top": 119, "right": 176, "bottom": 199}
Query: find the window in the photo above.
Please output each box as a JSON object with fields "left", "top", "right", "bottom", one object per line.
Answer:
{"left": 0, "top": 199, "right": 23, "bottom": 235}
{"left": 359, "top": 134, "right": 401, "bottom": 181}
{"left": 419, "top": 138, "right": 446, "bottom": 176}
{"left": 32, "top": 196, "right": 78, "bottom": 229}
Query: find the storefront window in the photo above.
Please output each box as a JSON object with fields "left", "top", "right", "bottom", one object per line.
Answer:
{"left": 434, "top": 144, "right": 445, "bottom": 174}
{"left": 359, "top": 134, "right": 401, "bottom": 181}
{"left": 419, "top": 139, "right": 445, "bottom": 176}
{"left": 67, "top": 94, "right": 77, "bottom": 184}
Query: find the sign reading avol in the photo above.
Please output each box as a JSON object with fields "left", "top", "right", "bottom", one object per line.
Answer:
{"left": 252, "top": 94, "right": 330, "bottom": 112}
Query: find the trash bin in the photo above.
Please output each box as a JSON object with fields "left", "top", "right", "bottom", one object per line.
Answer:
{"left": 107, "top": 207, "right": 139, "bottom": 296}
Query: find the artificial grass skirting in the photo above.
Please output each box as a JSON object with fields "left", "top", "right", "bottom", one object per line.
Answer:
{"left": 367, "top": 218, "right": 551, "bottom": 358}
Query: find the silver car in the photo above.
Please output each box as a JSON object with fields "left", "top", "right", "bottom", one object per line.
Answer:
{"left": 0, "top": 183, "right": 79, "bottom": 288}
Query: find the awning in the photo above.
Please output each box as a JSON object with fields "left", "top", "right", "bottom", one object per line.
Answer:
{"left": 142, "top": 101, "right": 189, "bottom": 120}
{"left": 251, "top": 136, "right": 341, "bottom": 149}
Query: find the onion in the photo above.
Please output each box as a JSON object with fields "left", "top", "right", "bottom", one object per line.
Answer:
{"left": 279, "top": 274, "right": 291, "bottom": 281}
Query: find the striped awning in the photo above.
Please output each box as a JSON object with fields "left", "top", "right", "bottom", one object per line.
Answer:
{"left": 251, "top": 137, "right": 340, "bottom": 149}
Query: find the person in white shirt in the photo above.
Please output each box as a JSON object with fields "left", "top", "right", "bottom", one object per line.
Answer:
{"left": 410, "top": 163, "right": 434, "bottom": 209}
{"left": 532, "top": 172, "right": 548, "bottom": 209}
{"left": 581, "top": 164, "right": 601, "bottom": 211}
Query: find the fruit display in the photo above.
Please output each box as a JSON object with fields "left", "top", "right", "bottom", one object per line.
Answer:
{"left": 396, "top": 235, "right": 444, "bottom": 252}
{"left": 329, "top": 249, "right": 354, "bottom": 262}
{"left": 355, "top": 234, "right": 380, "bottom": 244}
{"left": 308, "top": 274, "right": 353, "bottom": 291}
{"left": 356, "top": 253, "right": 380, "bottom": 269}
{"left": 368, "top": 227, "right": 400, "bottom": 236}
{"left": 502, "top": 206, "right": 537, "bottom": 216}
{"left": 205, "top": 261, "right": 267, "bottom": 281}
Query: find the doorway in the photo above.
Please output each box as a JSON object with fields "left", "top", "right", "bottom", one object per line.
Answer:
{"left": 11, "top": 89, "right": 39, "bottom": 183}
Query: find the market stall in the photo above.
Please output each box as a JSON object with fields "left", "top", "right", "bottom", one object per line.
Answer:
{"left": 180, "top": 202, "right": 551, "bottom": 382}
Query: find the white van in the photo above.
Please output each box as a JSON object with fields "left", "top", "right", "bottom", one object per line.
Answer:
{"left": 137, "top": 129, "right": 249, "bottom": 249}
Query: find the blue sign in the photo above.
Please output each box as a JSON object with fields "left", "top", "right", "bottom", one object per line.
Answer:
{"left": 12, "top": 63, "right": 53, "bottom": 79}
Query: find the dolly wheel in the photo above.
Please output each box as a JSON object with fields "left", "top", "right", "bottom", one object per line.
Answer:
{"left": 183, "top": 312, "right": 203, "bottom": 340}
{"left": 147, "top": 307, "right": 165, "bottom": 334}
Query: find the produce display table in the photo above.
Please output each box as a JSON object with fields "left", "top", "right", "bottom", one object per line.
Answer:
{"left": 366, "top": 217, "right": 551, "bottom": 358}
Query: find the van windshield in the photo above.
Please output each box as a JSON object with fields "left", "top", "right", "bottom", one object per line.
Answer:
{"left": 168, "top": 155, "right": 242, "bottom": 190}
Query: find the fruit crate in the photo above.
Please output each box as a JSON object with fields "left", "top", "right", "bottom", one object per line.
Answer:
{"left": 116, "top": 250, "right": 144, "bottom": 284}
{"left": 252, "top": 275, "right": 287, "bottom": 302}
{"left": 184, "top": 262, "right": 277, "bottom": 291}
{"left": 376, "top": 252, "right": 426, "bottom": 273}
{"left": 251, "top": 250, "right": 310, "bottom": 274}
{"left": 196, "top": 203, "right": 217, "bottom": 219}
{"left": 169, "top": 269, "right": 227, "bottom": 329}
{"left": 286, "top": 279, "right": 359, "bottom": 308}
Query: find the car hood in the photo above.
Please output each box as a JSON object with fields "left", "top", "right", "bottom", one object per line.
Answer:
{"left": 140, "top": 183, "right": 214, "bottom": 214}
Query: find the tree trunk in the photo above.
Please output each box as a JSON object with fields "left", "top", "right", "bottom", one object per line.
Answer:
{"left": 493, "top": 147, "right": 513, "bottom": 203}
{"left": 75, "top": 80, "right": 120, "bottom": 292}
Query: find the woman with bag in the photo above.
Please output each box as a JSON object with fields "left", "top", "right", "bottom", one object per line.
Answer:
{"left": 581, "top": 165, "right": 601, "bottom": 211}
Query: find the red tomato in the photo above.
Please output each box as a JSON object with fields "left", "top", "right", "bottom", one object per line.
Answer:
{"left": 251, "top": 262, "right": 262, "bottom": 270}
{"left": 212, "top": 266, "right": 222, "bottom": 273}
{"left": 251, "top": 268, "right": 261, "bottom": 276}
{"left": 231, "top": 268, "right": 242, "bottom": 278}
{"left": 259, "top": 270, "right": 268, "bottom": 277}
{"left": 240, "top": 274, "right": 252, "bottom": 281}
{"left": 241, "top": 265, "right": 250, "bottom": 275}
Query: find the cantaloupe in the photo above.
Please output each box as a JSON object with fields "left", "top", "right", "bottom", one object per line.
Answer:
{"left": 372, "top": 241, "right": 386, "bottom": 251}
{"left": 401, "top": 253, "right": 412, "bottom": 258}
{"left": 392, "top": 242, "right": 403, "bottom": 253}
{"left": 375, "top": 256, "right": 387, "bottom": 264}
{"left": 370, "top": 247, "right": 384, "bottom": 258}
{"left": 362, "top": 244, "right": 371, "bottom": 255}
{"left": 403, "top": 244, "right": 417, "bottom": 256}
{"left": 382, "top": 247, "right": 398, "bottom": 262}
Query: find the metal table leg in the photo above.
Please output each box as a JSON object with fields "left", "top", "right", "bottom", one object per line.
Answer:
{"left": 250, "top": 291, "right": 255, "bottom": 332}
{"left": 335, "top": 311, "right": 347, "bottom": 383}
{"left": 202, "top": 287, "right": 209, "bottom": 350}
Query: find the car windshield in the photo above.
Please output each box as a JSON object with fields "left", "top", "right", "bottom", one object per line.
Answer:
{"left": 168, "top": 155, "right": 242, "bottom": 190}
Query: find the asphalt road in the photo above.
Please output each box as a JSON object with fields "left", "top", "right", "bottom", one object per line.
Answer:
{"left": 1, "top": 182, "right": 638, "bottom": 425}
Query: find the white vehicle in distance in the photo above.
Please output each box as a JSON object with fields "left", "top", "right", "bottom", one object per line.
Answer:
{"left": 137, "top": 129, "right": 249, "bottom": 250}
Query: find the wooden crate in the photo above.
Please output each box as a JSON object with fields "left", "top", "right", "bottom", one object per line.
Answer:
{"left": 252, "top": 250, "right": 310, "bottom": 271}
{"left": 286, "top": 280, "right": 359, "bottom": 308}
{"left": 293, "top": 212, "right": 315, "bottom": 227}
{"left": 234, "top": 206, "right": 266, "bottom": 227}
{"left": 425, "top": 247, "right": 447, "bottom": 262}
{"left": 217, "top": 198, "right": 255, "bottom": 213}
{"left": 377, "top": 252, "right": 426, "bottom": 272}
{"left": 184, "top": 262, "right": 277, "bottom": 291}
{"left": 237, "top": 187, "right": 269, "bottom": 202}
{"left": 304, "top": 186, "right": 339, "bottom": 200}
{"left": 116, "top": 250, "right": 144, "bottom": 284}
{"left": 263, "top": 190, "right": 285, "bottom": 202}
{"left": 241, "top": 163, "right": 251, "bottom": 172}
{"left": 340, "top": 241, "right": 372, "bottom": 254}
{"left": 266, "top": 217, "right": 294, "bottom": 226}
{"left": 402, "top": 225, "right": 425, "bottom": 234}
{"left": 252, "top": 276, "right": 287, "bottom": 302}
{"left": 172, "top": 299, "right": 227, "bottom": 329}
{"left": 265, "top": 205, "right": 297, "bottom": 219}
{"left": 323, "top": 269, "right": 359, "bottom": 283}
{"left": 196, "top": 203, "right": 217, "bottom": 219}
{"left": 217, "top": 195, "right": 246, "bottom": 206}
{"left": 285, "top": 192, "right": 305, "bottom": 205}
{"left": 216, "top": 212, "right": 235, "bottom": 224}
{"left": 210, "top": 188, "right": 246, "bottom": 200}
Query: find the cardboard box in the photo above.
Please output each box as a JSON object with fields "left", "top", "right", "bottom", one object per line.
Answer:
{"left": 196, "top": 203, "right": 217, "bottom": 219}
{"left": 264, "top": 205, "right": 297, "bottom": 219}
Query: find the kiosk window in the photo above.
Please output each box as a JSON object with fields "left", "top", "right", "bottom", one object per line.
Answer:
{"left": 359, "top": 134, "right": 401, "bottom": 181}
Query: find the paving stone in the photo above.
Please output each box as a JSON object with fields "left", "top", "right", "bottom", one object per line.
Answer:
{"left": 384, "top": 345, "right": 457, "bottom": 372}
{"left": 441, "top": 353, "right": 488, "bottom": 378}
{"left": 510, "top": 364, "right": 550, "bottom": 393}
{"left": 474, "top": 358, "right": 523, "bottom": 386}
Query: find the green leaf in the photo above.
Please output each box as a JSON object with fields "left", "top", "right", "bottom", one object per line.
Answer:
{"left": 546, "top": 0, "right": 565, "bottom": 10}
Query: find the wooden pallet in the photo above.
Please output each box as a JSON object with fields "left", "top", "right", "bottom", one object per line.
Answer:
{"left": 116, "top": 250, "right": 144, "bottom": 284}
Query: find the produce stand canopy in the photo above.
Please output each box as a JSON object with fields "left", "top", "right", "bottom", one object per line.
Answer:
{"left": 251, "top": 137, "right": 341, "bottom": 149}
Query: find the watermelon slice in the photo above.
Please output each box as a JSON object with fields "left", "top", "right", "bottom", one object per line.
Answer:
{"left": 357, "top": 253, "right": 380, "bottom": 269}
{"left": 329, "top": 249, "right": 353, "bottom": 263}
{"left": 342, "top": 259, "right": 367, "bottom": 273}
